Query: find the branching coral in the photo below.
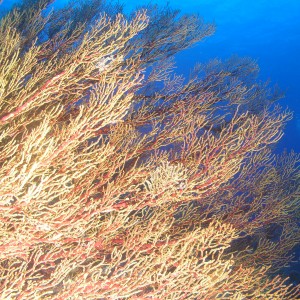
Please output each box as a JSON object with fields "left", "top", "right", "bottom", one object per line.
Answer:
{"left": 0, "top": 0, "right": 299, "bottom": 299}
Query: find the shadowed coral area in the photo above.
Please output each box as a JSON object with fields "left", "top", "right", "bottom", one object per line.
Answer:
{"left": 0, "top": 0, "right": 300, "bottom": 298}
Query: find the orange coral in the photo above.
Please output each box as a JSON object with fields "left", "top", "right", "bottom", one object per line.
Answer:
{"left": 0, "top": 0, "right": 299, "bottom": 299}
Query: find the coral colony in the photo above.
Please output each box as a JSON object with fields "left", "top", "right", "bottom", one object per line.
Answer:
{"left": 0, "top": 0, "right": 300, "bottom": 298}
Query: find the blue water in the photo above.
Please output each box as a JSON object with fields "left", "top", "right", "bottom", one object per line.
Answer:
{"left": 143, "top": 0, "right": 300, "bottom": 153}
{"left": 149, "top": 0, "right": 300, "bottom": 153}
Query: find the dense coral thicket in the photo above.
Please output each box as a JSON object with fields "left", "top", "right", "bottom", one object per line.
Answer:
{"left": 0, "top": 0, "right": 300, "bottom": 299}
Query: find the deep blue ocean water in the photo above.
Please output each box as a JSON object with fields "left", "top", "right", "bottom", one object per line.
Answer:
{"left": 2, "top": 0, "right": 299, "bottom": 152}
